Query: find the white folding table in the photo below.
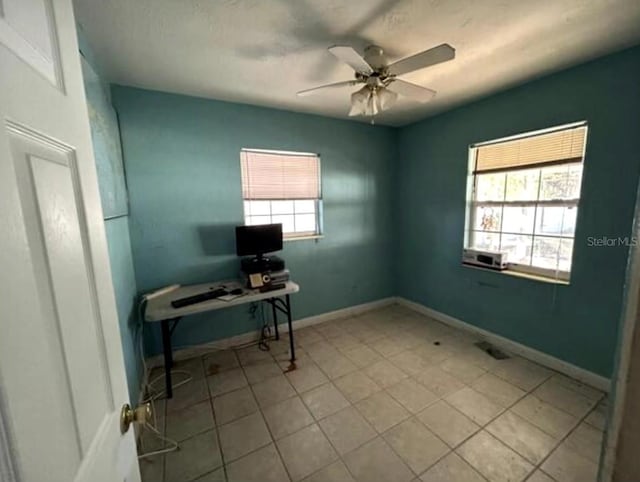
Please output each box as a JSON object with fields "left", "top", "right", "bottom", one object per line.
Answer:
{"left": 145, "top": 280, "right": 300, "bottom": 398}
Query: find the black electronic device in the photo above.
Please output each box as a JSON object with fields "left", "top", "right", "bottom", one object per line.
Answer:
{"left": 171, "top": 288, "right": 228, "bottom": 308}
{"left": 236, "top": 224, "right": 286, "bottom": 275}
{"left": 259, "top": 282, "right": 286, "bottom": 293}
{"left": 241, "top": 255, "right": 285, "bottom": 275}
{"left": 235, "top": 224, "right": 283, "bottom": 257}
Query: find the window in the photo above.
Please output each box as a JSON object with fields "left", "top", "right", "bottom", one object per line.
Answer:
{"left": 240, "top": 148, "right": 322, "bottom": 239}
{"left": 466, "top": 123, "right": 587, "bottom": 281}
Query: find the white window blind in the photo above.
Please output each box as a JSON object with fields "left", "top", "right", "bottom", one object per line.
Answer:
{"left": 466, "top": 123, "right": 588, "bottom": 281}
{"left": 241, "top": 150, "right": 320, "bottom": 200}
{"left": 240, "top": 149, "right": 322, "bottom": 238}
{"left": 474, "top": 125, "right": 586, "bottom": 173}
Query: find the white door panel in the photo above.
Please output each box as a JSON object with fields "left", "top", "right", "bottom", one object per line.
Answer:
{"left": 0, "top": 0, "right": 61, "bottom": 86}
{"left": 2, "top": 124, "right": 85, "bottom": 481}
{"left": 11, "top": 127, "right": 112, "bottom": 450}
{"left": 0, "top": 0, "right": 139, "bottom": 480}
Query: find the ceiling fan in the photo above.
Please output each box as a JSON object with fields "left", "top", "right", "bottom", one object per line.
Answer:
{"left": 297, "top": 43, "right": 455, "bottom": 119}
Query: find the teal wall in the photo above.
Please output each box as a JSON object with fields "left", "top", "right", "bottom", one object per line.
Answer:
{"left": 111, "top": 87, "right": 397, "bottom": 356}
{"left": 396, "top": 46, "right": 640, "bottom": 377}
{"left": 103, "top": 217, "right": 140, "bottom": 401}
{"left": 79, "top": 27, "right": 141, "bottom": 401}
{"left": 108, "top": 45, "right": 639, "bottom": 379}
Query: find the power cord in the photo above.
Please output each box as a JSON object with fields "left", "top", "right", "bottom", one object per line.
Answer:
{"left": 257, "top": 302, "right": 272, "bottom": 352}
{"left": 136, "top": 290, "right": 284, "bottom": 459}
{"left": 137, "top": 421, "right": 179, "bottom": 460}
{"left": 137, "top": 294, "right": 191, "bottom": 459}
{"left": 259, "top": 324, "right": 272, "bottom": 351}
{"left": 141, "top": 370, "right": 193, "bottom": 403}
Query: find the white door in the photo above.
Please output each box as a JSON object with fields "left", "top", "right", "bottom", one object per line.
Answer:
{"left": 0, "top": 1, "right": 140, "bottom": 481}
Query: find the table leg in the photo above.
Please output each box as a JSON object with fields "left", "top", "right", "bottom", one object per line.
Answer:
{"left": 272, "top": 300, "right": 279, "bottom": 340}
{"left": 286, "top": 294, "right": 296, "bottom": 364}
{"left": 161, "top": 319, "right": 173, "bottom": 399}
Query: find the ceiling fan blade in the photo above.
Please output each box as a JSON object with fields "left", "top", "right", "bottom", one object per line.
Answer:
{"left": 388, "top": 79, "right": 436, "bottom": 103}
{"left": 297, "top": 80, "right": 358, "bottom": 97}
{"left": 328, "top": 45, "right": 373, "bottom": 75}
{"left": 388, "top": 43, "right": 455, "bottom": 76}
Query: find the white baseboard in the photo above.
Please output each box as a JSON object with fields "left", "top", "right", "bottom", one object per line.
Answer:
{"left": 280, "top": 297, "right": 397, "bottom": 332}
{"left": 142, "top": 294, "right": 609, "bottom": 393}
{"left": 397, "top": 297, "right": 610, "bottom": 392}
{"left": 145, "top": 297, "right": 397, "bottom": 368}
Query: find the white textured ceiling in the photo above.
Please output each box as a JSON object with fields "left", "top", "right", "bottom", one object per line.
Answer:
{"left": 74, "top": 0, "right": 640, "bottom": 126}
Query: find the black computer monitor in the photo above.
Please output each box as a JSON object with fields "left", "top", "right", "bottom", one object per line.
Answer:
{"left": 235, "top": 224, "right": 283, "bottom": 258}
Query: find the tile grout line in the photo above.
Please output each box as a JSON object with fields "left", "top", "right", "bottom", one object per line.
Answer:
{"left": 342, "top": 310, "right": 475, "bottom": 480}
{"left": 161, "top": 389, "right": 168, "bottom": 482}
{"left": 439, "top": 359, "right": 603, "bottom": 481}
{"left": 161, "top": 350, "right": 277, "bottom": 481}
{"left": 284, "top": 320, "right": 544, "bottom": 480}
{"left": 350, "top": 332, "right": 586, "bottom": 476}
{"left": 148, "top": 312, "right": 406, "bottom": 478}
{"left": 294, "top": 372, "right": 411, "bottom": 480}
{"left": 263, "top": 322, "right": 420, "bottom": 480}
{"left": 239, "top": 345, "right": 296, "bottom": 482}
{"left": 306, "top": 326, "right": 464, "bottom": 480}
{"left": 198, "top": 345, "right": 295, "bottom": 479}
{"left": 522, "top": 395, "right": 605, "bottom": 482}
{"left": 443, "top": 371, "right": 556, "bottom": 480}
{"left": 351, "top": 322, "right": 603, "bottom": 481}
{"left": 149, "top": 306, "right": 606, "bottom": 482}
{"left": 206, "top": 352, "right": 230, "bottom": 482}
{"left": 173, "top": 356, "right": 223, "bottom": 482}
{"left": 277, "top": 352, "right": 381, "bottom": 481}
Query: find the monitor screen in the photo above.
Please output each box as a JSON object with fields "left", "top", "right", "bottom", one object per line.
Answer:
{"left": 235, "top": 224, "right": 283, "bottom": 257}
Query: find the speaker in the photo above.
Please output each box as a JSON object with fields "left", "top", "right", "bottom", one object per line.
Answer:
{"left": 248, "top": 272, "right": 273, "bottom": 289}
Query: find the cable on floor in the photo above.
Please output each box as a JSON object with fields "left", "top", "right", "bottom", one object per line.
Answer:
{"left": 135, "top": 292, "right": 290, "bottom": 459}
{"left": 137, "top": 296, "right": 189, "bottom": 459}
{"left": 137, "top": 419, "right": 179, "bottom": 460}
{"left": 258, "top": 302, "right": 272, "bottom": 352}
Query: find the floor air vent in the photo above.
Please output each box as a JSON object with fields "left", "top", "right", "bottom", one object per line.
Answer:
{"left": 475, "top": 341, "right": 510, "bottom": 360}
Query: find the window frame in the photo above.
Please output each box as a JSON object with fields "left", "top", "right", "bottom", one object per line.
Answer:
{"left": 243, "top": 198, "right": 322, "bottom": 239}
{"left": 464, "top": 122, "right": 588, "bottom": 282}
{"left": 240, "top": 148, "right": 323, "bottom": 240}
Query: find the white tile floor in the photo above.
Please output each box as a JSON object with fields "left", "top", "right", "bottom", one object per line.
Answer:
{"left": 138, "top": 304, "right": 607, "bottom": 482}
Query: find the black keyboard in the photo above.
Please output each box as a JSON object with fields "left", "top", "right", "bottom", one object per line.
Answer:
{"left": 171, "top": 288, "right": 228, "bottom": 308}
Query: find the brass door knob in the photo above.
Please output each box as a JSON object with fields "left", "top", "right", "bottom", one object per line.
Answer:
{"left": 120, "top": 402, "right": 152, "bottom": 434}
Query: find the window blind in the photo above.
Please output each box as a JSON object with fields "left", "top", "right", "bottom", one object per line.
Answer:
{"left": 474, "top": 125, "right": 586, "bottom": 173}
{"left": 241, "top": 149, "right": 320, "bottom": 200}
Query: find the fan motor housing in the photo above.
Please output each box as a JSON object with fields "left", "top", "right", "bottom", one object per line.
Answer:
{"left": 364, "top": 45, "right": 387, "bottom": 70}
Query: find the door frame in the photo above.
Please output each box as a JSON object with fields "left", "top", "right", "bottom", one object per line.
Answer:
{"left": 599, "top": 179, "right": 640, "bottom": 481}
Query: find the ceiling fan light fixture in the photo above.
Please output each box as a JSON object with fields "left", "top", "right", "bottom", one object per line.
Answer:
{"left": 349, "top": 85, "right": 397, "bottom": 117}
{"left": 349, "top": 86, "right": 371, "bottom": 116}
{"left": 366, "top": 91, "right": 379, "bottom": 116}
{"left": 376, "top": 87, "right": 398, "bottom": 111}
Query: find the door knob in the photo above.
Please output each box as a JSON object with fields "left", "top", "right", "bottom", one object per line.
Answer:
{"left": 120, "top": 402, "right": 152, "bottom": 434}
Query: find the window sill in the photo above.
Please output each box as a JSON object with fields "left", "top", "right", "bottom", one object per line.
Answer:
{"left": 462, "top": 263, "right": 570, "bottom": 285}
{"left": 283, "top": 234, "right": 324, "bottom": 242}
